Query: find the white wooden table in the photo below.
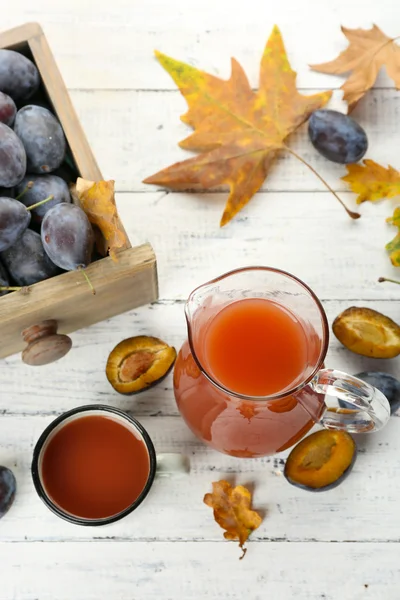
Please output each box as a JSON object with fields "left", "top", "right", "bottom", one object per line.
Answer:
{"left": 2, "top": 1, "right": 400, "bottom": 598}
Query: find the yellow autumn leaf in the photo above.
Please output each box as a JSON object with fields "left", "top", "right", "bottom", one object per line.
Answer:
{"left": 75, "top": 178, "right": 128, "bottom": 261}
{"left": 387, "top": 207, "right": 400, "bottom": 266}
{"left": 204, "top": 480, "right": 262, "bottom": 559}
{"left": 342, "top": 160, "right": 400, "bottom": 204}
{"left": 144, "top": 26, "right": 332, "bottom": 226}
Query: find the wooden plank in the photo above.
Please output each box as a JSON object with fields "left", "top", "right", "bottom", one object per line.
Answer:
{"left": 2, "top": 0, "right": 400, "bottom": 90}
{"left": 1, "top": 408, "right": 400, "bottom": 544}
{"left": 1, "top": 541, "right": 396, "bottom": 600}
{"left": 0, "top": 244, "right": 158, "bottom": 358}
{"left": 68, "top": 89, "right": 400, "bottom": 193}
{"left": 1, "top": 300, "right": 398, "bottom": 416}
{"left": 114, "top": 191, "right": 400, "bottom": 302}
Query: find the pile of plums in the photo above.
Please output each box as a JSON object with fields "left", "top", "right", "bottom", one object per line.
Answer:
{"left": 0, "top": 49, "right": 94, "bottom": 296}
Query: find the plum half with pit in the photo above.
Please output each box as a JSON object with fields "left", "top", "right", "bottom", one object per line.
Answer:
{"left": 284, "top": 429, "right": 357, "bottom": 492}
{"left": 106, "top": 336, "right": 177, "bottom": 394}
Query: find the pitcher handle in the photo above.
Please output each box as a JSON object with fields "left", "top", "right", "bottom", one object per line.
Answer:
{"left": 309, "top": 369, "right": 390, "bottom": 433}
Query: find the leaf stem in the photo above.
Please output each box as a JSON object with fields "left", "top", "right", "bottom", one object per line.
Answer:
{"left": 378, "top": 277, "right": 400, "bottom": 285}
{"left": 78, "top": 266, "right": 96, "bottom": 295}
{"left": 26, "top": 195, "right": 54, "bottom": 212}
{"left": 15, "top": 180, "right": 34, "bottom": 201}
{"left": 284, "top": 146, "right": 361, "bottom": 219}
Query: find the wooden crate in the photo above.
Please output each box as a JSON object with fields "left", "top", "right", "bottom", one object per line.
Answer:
{"left": 0, "top": 23, "right": 158, "bottom": 362}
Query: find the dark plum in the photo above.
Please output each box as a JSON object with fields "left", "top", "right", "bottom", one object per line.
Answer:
{"left": 16, "top": 175, "right": 71, "bottom": 223}
{"left": 14, "top": 105, "right": 66, "bottom": 174}
{"left": 0, "top": 466, "right": 16, "bottom": 518}
{"left": 0, "top": 229, "right": 60, "bottom": 286}
{"left": 284, "top": 430, "right": 357, "bottom": 492}
{"left": 0, "top": 122, "right": 26, "bottom": 187}
{"left": 0, "top": 258, "right": 10, "bottom": 296}
{"left": 0, "top": 49, "right": 40, "bottom": 101}
{"left": 0, "top": 92, "right": 16, "bottom": 127}
{"left": 355, "top": 372, "right": 400, "bottom": 415}
{"left": 0, "top": 197, "right": 31, "bottom": 252}
{"left": 308, "top": 109, "right": 368, "bottom": 164}
{"left": 41, "top": 203, "right": 94, "bottom": 270}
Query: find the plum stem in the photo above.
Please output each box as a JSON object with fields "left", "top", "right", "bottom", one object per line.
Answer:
{"left": 15, "top": 180, "right": 34, "bottom": 201}
{"left": 78, "top": 266, "right": 96, "bottom": 295}
{"left": 284, "top": 147, "right": 361, "bottom": 219}
{"left": 378, "top": 277, "right": 400, "bottom": 285}
{"left": 0, "top": 286, "right": 30, "bottom": 293}
{"left": 26, "top": 195, "right": 54, "bottom": 212}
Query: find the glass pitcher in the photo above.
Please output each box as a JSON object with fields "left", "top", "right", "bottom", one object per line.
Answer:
{"left": 173, "top": 267, "right": 390, "bottom": 458}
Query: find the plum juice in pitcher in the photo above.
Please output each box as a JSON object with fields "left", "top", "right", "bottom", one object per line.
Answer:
{"left": 173, "top": 267, "right": 390, "bottom": 458}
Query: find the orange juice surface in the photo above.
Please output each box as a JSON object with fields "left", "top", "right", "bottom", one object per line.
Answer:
{"left": 204, "top": 298, "right": 308, "bottom": 396}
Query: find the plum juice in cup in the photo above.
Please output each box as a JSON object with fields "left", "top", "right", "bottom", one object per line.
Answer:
{"left": 32, "top": 405, "right": 188, "bottom": 525}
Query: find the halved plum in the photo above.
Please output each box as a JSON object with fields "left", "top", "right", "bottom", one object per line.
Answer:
{"left": 284, "top": 429, "right": 357, "bottom": 491}
{"left": 106, "top": 335, "right": 177, "bottom": 394}
{"left": 332, "top": 307, "right": 400, "bottom": 358}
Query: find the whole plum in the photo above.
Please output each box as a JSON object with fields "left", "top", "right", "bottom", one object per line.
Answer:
{"left": 0, "top": 92, "right": 16, "bottom": 127}
{"left": 355, "top": 371, "right": 400, "bottom": 415}
{"left": 16, "top": 175, "right": 71, "bottom": 223}
{"left": 0, "top": 49, "right": 39, "bottom": 101}
{"left": 14, "top": 105, "right": 66, "bottom": 174}
{"left": 0, "top": 197, "right": 31, "bottom": 252}
{"left": 0, "top": 229, "right": 60, "bottom": 286}
{"left": 308, "top": 109, "right": 368, "bottom": 164}
{"left": 0, "top": 466, "right": 16, "bottom": 518}
{"left": 0, "top": 122, "right": 26, "bottom": 187}
{"left": 42, "top": 203, "right": 94, "bottom": 270}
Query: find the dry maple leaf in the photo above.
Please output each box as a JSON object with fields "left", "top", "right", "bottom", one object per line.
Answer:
{"left": 342, "top": 159, "right": 400, "bottom": 204}
{"left": 386, "top": 207, "right": 400, "bottom": 266}
{"left": 204, "top": 480, "right": 262, "bottom": 558}
{"left": 310, "top": 25, "right": 400, "bottom": 111}
{"left": 144, "top": 26, "right": 332, "bottom": 226}
{"left": 75, "top": 178, "right": 128, "bottom": 261}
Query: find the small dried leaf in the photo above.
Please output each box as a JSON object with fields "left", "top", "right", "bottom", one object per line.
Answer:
{"left": 204, "top": 480, "right": 262, "bottom": 558}
{"left": 75, "top": 178, "right": 128, "bottom": 260}
{"left": 311, "top": 25, "right": 400, "bottom": 111}
{"left": 342, "top": 160, "right": 400, "bottom": 204}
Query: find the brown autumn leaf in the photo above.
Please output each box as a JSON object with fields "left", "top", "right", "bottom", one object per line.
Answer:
{"left": 310, "top": 25, "right": 400, "bottom": 111}
{"left": 342, "top": 159, "right": 400, "bottom": 204}
{"left": 75, "top": 178, "right": 128, "bottom": 261}
{"left": 144, "top": 26, "right": 332, "bottom": 226}
{"left": 204, "top": 480, "right": 262, "bottom": 558}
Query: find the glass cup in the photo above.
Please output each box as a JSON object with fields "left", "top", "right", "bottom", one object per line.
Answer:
{"left": 173, "top": 267, "right": 390, "bottom": 458}
{"left": 31, "top": 405, "right": 189, "bottom": 525}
